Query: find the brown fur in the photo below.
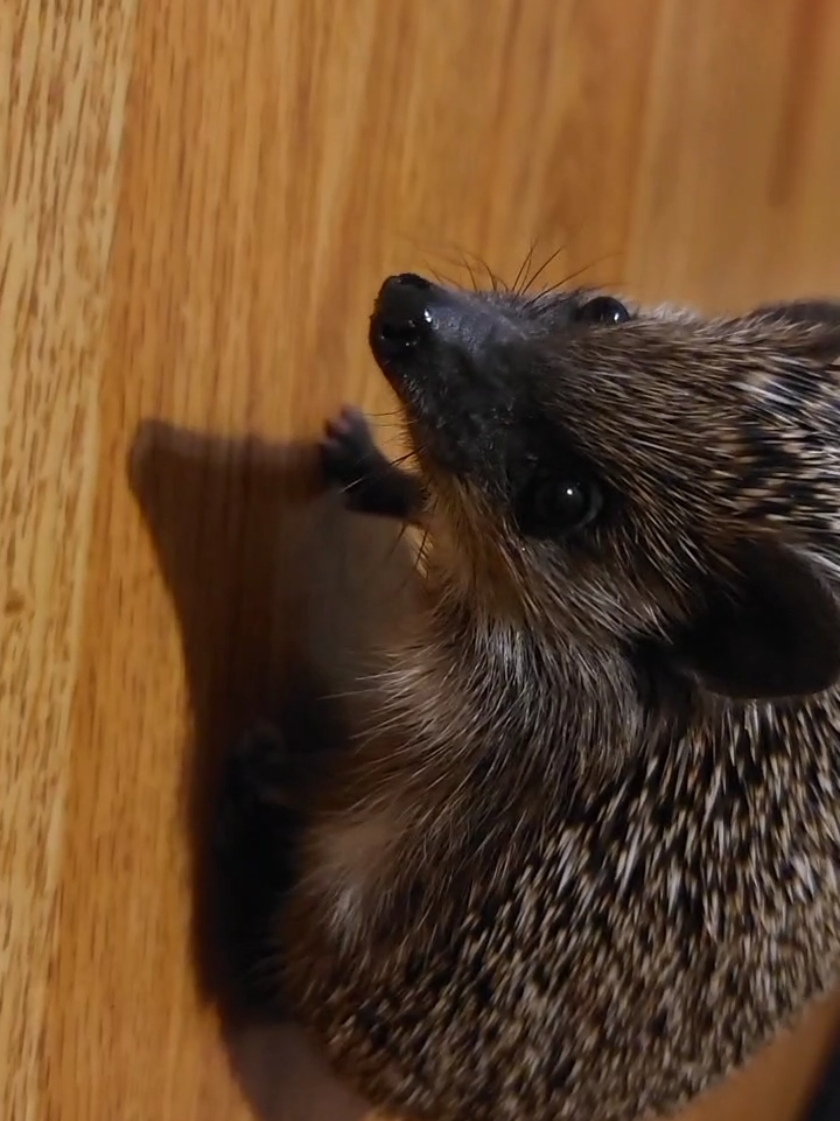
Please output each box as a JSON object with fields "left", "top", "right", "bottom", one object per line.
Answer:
{"left": 241, "top": 283, "right": 840, "bottom": 1120}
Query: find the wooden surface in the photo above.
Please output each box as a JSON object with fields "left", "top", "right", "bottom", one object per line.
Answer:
{"left": 4, "top": 1, "right": 840, "bottom": 1119}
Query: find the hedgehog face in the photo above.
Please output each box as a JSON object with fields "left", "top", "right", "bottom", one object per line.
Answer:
{"left": 369, "top": 275, "right": 840, "bottom": 703}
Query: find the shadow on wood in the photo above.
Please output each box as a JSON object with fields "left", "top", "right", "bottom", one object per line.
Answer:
{"left": 128, "top": 418, "right": 415, "bottom": 1121}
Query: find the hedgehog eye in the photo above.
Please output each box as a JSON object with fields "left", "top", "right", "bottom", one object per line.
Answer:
{"left": 574, "top": 296, "right": 630, "bottom": 325}
{"left": 515, "top": 471, "right": 604, "bottom": 539}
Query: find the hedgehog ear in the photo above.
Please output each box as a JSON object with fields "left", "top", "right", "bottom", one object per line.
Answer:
{"left": 671, "top": 541, "right": 840, "bottom": 701}
{"left": 747, "top": 300, "right": 840, "bottom": 364}
{"left": 749, "top": 298, "right": 840, "bottom": 329}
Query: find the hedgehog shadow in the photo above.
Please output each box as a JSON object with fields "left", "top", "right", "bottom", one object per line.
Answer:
{"left": 129, "top": 418, "right": 416, "bottom": 1121}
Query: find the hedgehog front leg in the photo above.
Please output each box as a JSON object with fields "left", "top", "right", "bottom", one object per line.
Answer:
{"left": 320, "top": 406, "right": 425, "bottom": 524}
{"left": 214, "top": 724, "right": 303, "bottom": 1017}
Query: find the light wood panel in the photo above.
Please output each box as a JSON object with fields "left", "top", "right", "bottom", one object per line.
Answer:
{"left": 1, "top": 3, "right": 139, "bottom": 1119}
{"left": 3, "top": 2, "right": 840, "bottom": 1120}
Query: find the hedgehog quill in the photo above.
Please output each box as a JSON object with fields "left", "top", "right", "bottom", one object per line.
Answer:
{"left": 217, "top": 275, "right": 840, "bottom": 1121}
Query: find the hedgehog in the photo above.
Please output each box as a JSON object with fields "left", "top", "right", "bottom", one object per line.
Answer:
{"left": 216, "top": 273, "right": 840, "bottom": 1121}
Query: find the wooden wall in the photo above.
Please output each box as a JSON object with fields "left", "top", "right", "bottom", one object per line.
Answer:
{"left": 3, "top": 2, "right": 840, "bottom": 1119}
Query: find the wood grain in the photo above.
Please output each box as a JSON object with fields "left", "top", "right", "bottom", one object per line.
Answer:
{"left": 3, "top": 2, "right": 840, "bottom": 1119}
{"left": 0, "top": 3, "right": 138, "bottom": 1119}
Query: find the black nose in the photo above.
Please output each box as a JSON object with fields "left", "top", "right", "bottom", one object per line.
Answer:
{"left": 370, "top": 273, "right": 434, "bottom": 364}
